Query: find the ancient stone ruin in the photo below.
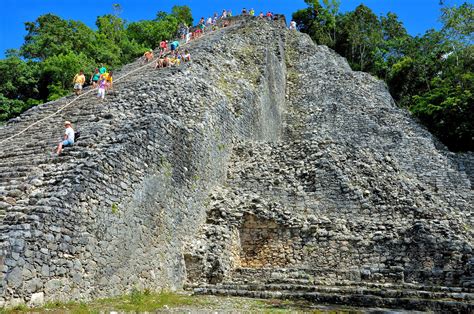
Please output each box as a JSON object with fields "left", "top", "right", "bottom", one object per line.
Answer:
{"left": 0, "top": 16, "right": 472, "bottom": 311}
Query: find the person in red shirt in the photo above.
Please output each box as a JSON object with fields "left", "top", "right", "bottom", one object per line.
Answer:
{"left": 159, "top": 40, "right": 168, "bottom": 56}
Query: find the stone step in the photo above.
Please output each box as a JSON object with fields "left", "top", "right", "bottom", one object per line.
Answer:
{"left": 0, "top": 156, "right": 75, "bottom": 173}
{"left": 199, "top": 282, "right": 474, "bottom": 301}
{"left": 230, "top": 268, "right": 472, "bottom": 293}
{"left": 0, "top": 149, "right": 51, "bottom": 159}
{"left": 192, "top": 285, "right": 474, "bottom": 312}
{"left": 0, "top": 170, "right": 33, "bottom": 179}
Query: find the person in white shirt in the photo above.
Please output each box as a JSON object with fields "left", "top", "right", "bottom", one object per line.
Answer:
{"left": 290, "top": 20, "right": 297, "bottom": 30}
{"left": 55, "top": 121, "right": 75, "bottom": 155}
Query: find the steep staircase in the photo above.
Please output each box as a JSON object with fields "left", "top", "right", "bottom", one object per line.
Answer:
{"left": 0, "top": 15, "right": 472, "bottom": 311}
{"left": 0, "top": 93, "right": 119, "bottom": 223}
{"left": 0, "top": 19, "right": 238, "bottom": 226}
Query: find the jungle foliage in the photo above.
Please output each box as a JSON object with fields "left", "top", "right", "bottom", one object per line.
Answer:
{"left": 293, "top": 1, "right": 473, "bottom": 151}
{"left": 0, "top": 5, "right": 192, "bottom": 121}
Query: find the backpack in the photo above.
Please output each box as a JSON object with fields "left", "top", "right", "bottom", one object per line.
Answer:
{"left": 74, "top": 130, "right": 81, "bottom": 141}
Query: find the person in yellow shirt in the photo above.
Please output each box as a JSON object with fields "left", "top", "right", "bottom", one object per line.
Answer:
{"left": 143, "top": 50, "right": 154, "bottom": 64}
{"left": 73, "top": 70, "right": 86, "bottom": 95}
{"left": 101, "top": 71, "right": 114, "bottom": 92}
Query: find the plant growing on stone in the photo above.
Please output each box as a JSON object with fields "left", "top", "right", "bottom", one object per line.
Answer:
{"left": 111, "top": 202, "right": 119, "bottom": 214}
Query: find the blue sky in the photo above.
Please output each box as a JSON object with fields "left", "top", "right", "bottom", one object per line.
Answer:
{"left": 0, "top": 0, "right": 467, "bottom": 58}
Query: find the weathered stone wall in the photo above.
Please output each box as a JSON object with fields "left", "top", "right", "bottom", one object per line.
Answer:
{"left": 0, "top": 15, "right": 472, "bottom": 310}
{"left": 184, "top": 22, "right": 473, "bottom": 298}
{"left": 451, "top": 152, "right": 474, "bottom": 184}
{"left": 0, "top": 17, "right": 287, "bottom": 306}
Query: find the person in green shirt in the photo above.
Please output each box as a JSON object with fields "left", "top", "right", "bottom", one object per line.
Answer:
{"left": 90, "top": 68, "right": 100, "bottom": 88}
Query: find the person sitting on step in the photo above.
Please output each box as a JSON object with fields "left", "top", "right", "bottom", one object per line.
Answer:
{"left": 182, "top": 49, "right": 191, "bottom": 62}
{"left": 155, "top": 55, "right": 170, "bottom": 69}
{"left": 55, "top": 121, "right": 75, "bottom": 155}
{"left": 168, "top": 51, "right": 181, "bottom": 67}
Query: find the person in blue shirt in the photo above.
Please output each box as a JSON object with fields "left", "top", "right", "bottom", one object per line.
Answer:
{"left": 170, "top": 40, "right": 180, "bottom": 51}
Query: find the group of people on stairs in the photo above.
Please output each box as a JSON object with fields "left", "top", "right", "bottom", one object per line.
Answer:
{"left": 73, "top": 66, "right": 113, "bottom": 101}
{"left": 55, "top": 9, "right": 297, "bottom": 155}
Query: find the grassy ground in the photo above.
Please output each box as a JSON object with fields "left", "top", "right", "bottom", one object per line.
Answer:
{"left": 1, "top": 290, "right": 364, "bottom": 313}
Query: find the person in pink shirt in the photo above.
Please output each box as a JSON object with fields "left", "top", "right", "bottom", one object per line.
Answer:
{"left": 97, "top": 77, "right": 107, "bottom": 100}
{"left": 159, "top": 40, "right": 168, "bottom": 56}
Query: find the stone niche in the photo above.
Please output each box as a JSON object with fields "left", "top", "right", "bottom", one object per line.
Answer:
{"left": 239, "top": 214, "right": 303, "bottom": 268}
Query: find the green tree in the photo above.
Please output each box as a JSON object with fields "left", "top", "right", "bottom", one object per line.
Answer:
{"left": 319, "top": 0, "right": 341, "bottom": 46}
{"left": 171, "top": 5, "right": 193, "bottom": 26}
{"left": 441, "top": 2, "right": 473, "bottom": 44}
{"left": 292, "top": 0, "right": 337, "bottom": 47}
{"left": 375, "top": 13, "right": 409, "bottom": 78}
{"left": 42, "top": 52, "right": 95, "bottom": 100}
{"left": 21, "top": 14, "right": 95, "bottom": 61}
{"left": 22, "top": 14, "right": 72, "bottom": 60}
{"left": 387, "top": 30, "right": 448, "bottom": 106}
{"left": 0, "top": 94, "right": 34, "bottom": 121}
{"left": 344, "top": 5, "right": 382, "bottom": 72}
{"left": 95, "top": 14, "right": 143, "bottom": 65}
{"left": 0, "top": 55, "right": 39, "bottom": 101}
{"left": 127, "top": 13, "right": 179, "bottom": 49}
{"left": 410, "top": 72, "right": 473, "bottom": 151}
{"left": 96, "top": 14, "right": 126, "bottom": 44}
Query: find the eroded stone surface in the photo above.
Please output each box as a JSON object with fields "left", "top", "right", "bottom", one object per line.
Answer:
{"left": 0, "top": 15, "right": 472, "bottom": 311}
{"left": 183, "top": 16, "right": 474, "bottom": 312}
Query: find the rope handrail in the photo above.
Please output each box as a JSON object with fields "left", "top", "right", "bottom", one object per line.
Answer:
{"left": 0, "top": 15, "right": 280, "bottom": 147}
{"left": 0, "top": 60, "right": 157, "bottom": 146}
{"left": 0, "top": 34, "right": 199, "bottom": 147}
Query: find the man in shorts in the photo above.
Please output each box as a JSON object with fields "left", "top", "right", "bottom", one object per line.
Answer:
{"left": 55, "top": 121, "right": 75, "bottom": 155}
{"left": 73, "top": 70, "right": 86, "bottom": 95}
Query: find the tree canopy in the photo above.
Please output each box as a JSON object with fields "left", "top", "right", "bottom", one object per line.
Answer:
{"left": 0, "top": 5, "right": 191, "bottom": 122}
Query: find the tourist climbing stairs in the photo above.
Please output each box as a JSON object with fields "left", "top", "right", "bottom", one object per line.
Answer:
{"left": 0, "top": 17, "right": 247, "bottom": 232}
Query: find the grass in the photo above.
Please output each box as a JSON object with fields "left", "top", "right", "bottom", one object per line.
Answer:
{"left": 0, "top": 290, "right": 365, "bottom": 313}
